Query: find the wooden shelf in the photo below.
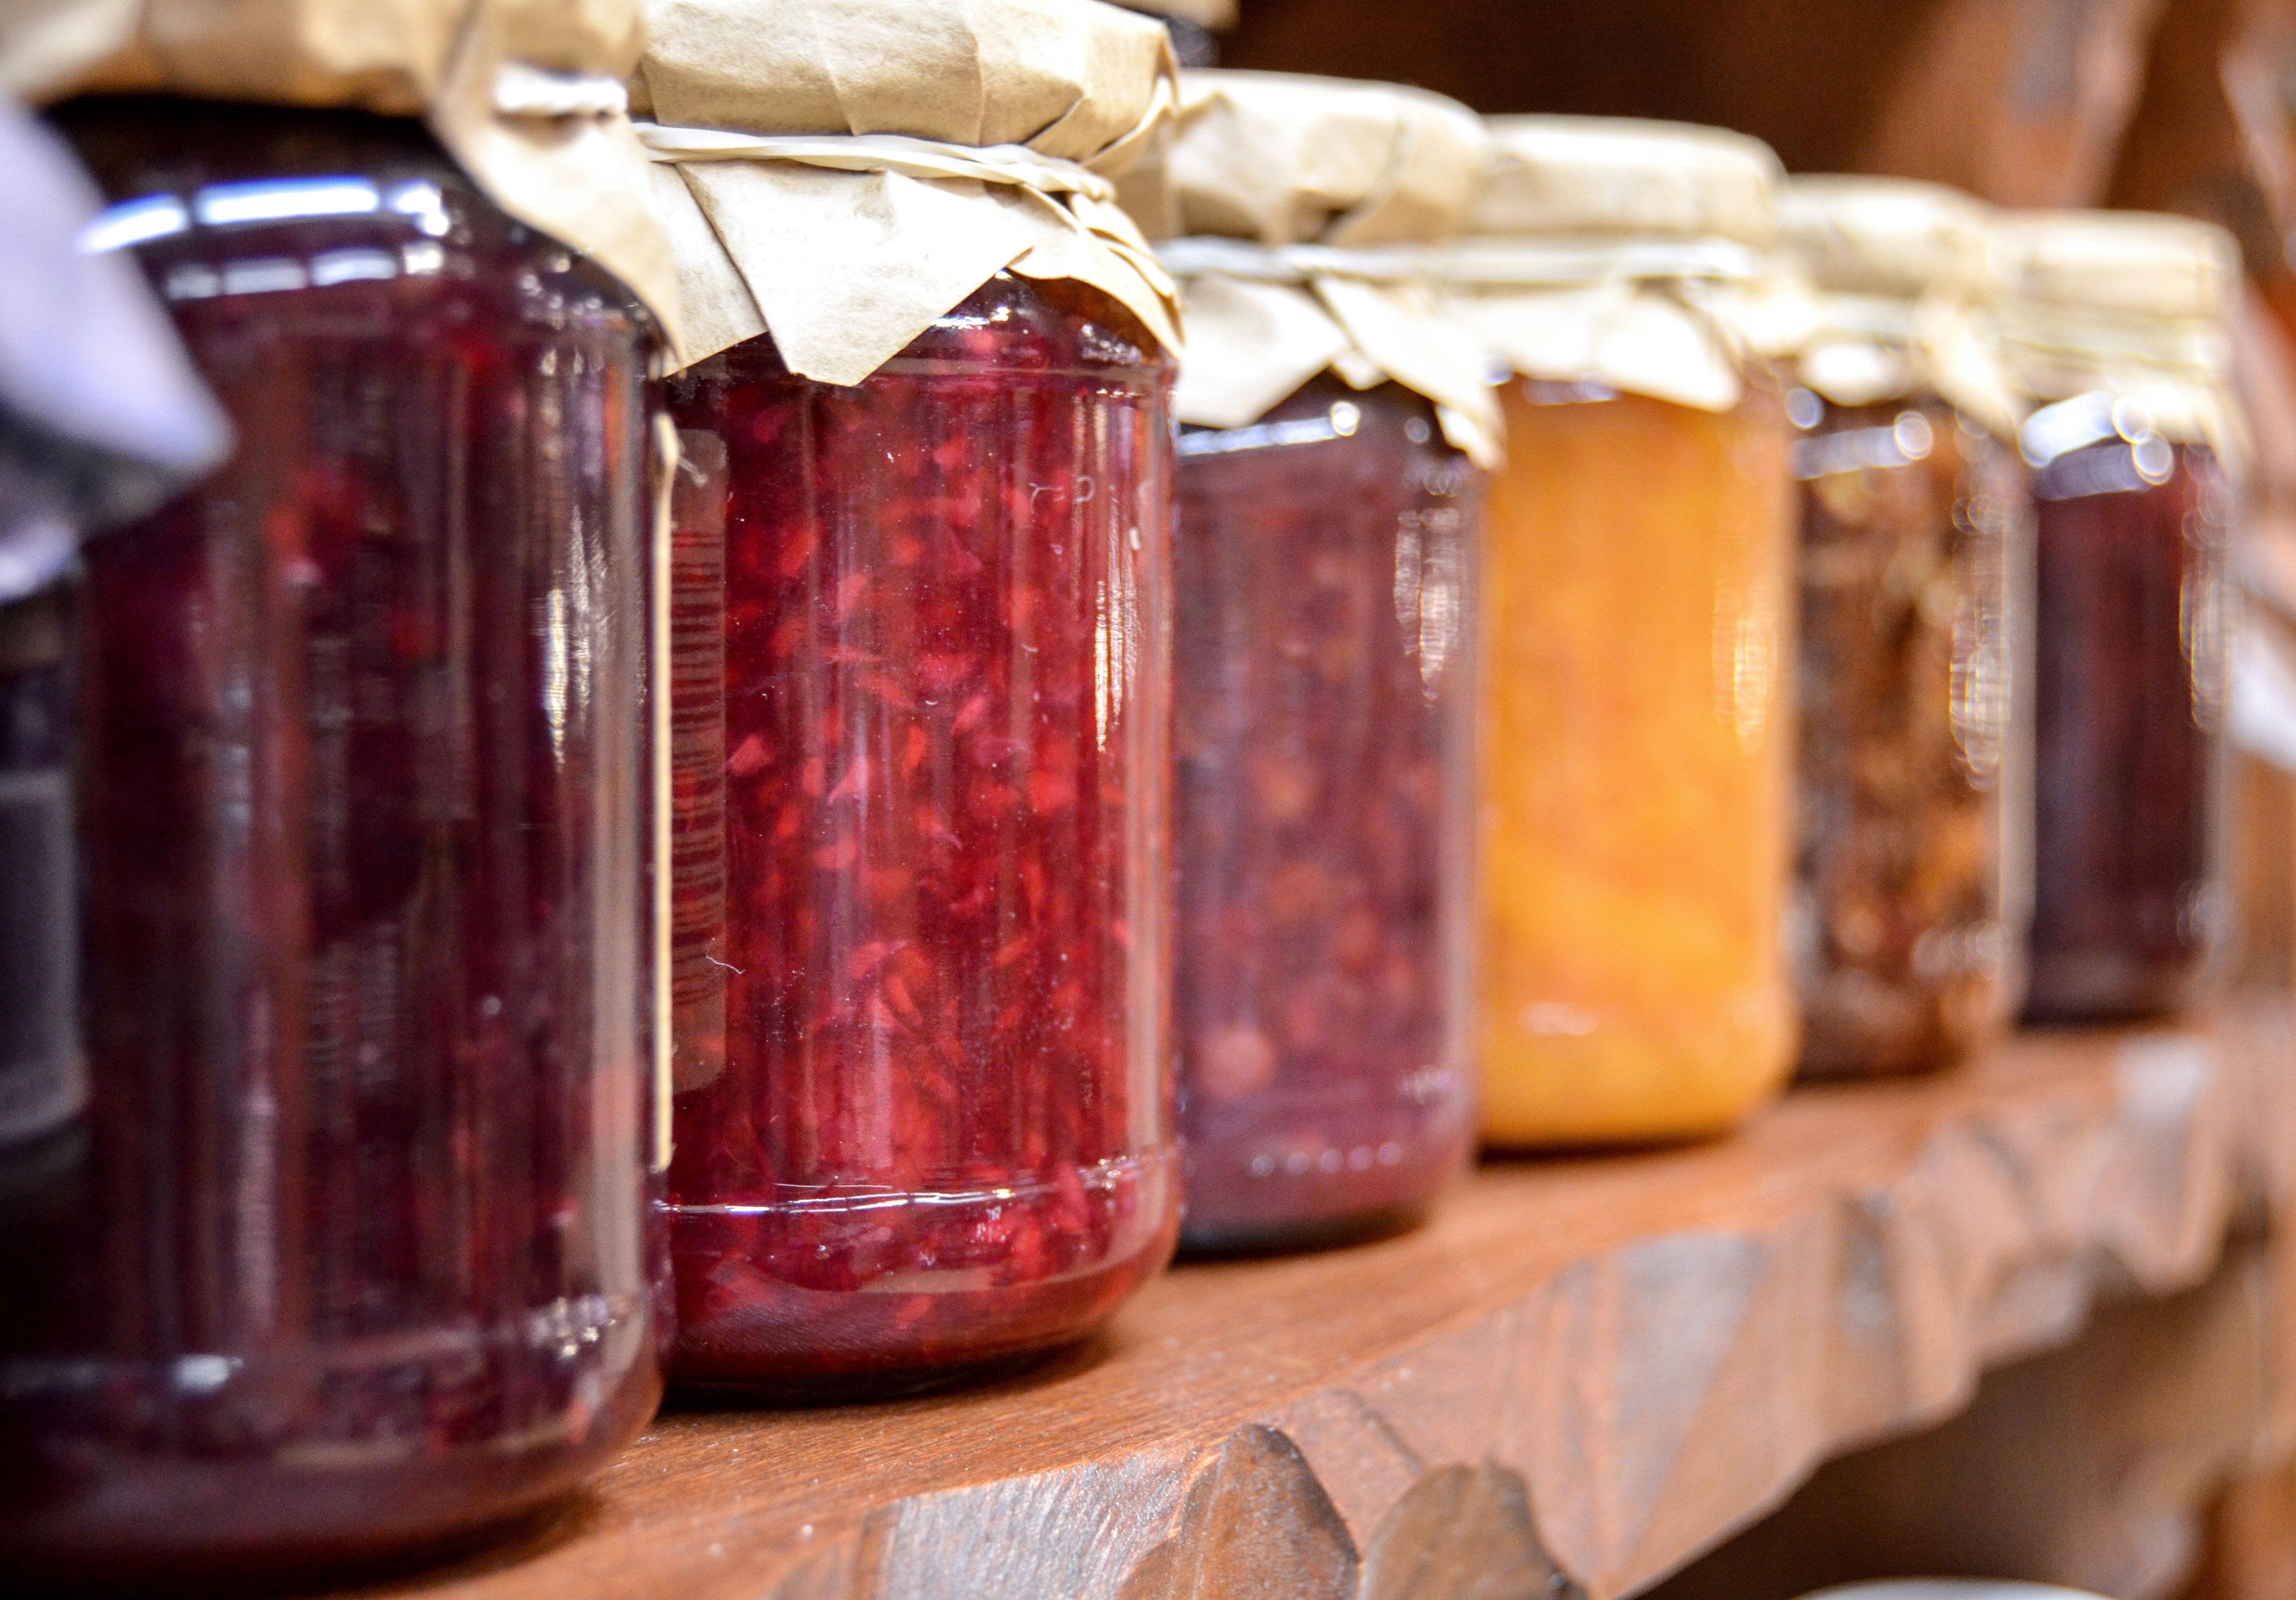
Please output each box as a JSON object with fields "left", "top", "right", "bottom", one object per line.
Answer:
{"left": 358, "top": 1017, "right": 2296, "bottom": 1600}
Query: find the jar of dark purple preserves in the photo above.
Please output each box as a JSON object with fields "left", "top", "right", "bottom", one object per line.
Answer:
{"left": 1992, "top": 212, "right": 2244, "bottom": 1022}
{"left": 0, "top": 98, "right": 667, "bottom": 1583}
{"left": 1171, "top": 378, "right": 1479, "bottom": 1249}
{"left": 1152, "top": 70, "right": 1492, "bottom": 1250}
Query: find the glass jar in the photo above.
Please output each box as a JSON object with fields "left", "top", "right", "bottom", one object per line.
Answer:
{"left": 0, "top": 99, "right": 664, "bottom": 1584}
{"left": 1791, "top": 394, "right": 2029, "bottom": 1074}
{"left": 661, "top": 272, "right": 1178, "bottom": 1395}
{"left": 1171, "top": 377, "right": 1478, "bottom": 1252}
{"left": 1481, "top": 377, "right": 1798, "bottom": 1143}
{"left": 2023, "top": 412, "right": 2232, "bottom": 1020}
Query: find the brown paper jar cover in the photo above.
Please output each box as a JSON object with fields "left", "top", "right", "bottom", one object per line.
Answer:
{"left": 1146, "top": 69, "right": 1498, "bottom": 461}
{"left": 631, "top": 0, "right": 1182, "bottom": 380}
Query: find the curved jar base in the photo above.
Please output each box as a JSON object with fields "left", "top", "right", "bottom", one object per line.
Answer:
{"left": 1179, "top": 1199, "right": 1435, "bottom": 1259}
{"left": 1175, "top": 1122, "right": 1468, "bottom": 1256}
{"left": 665, "top": 1150, "right": 1179, "bottom": 1398}
{"left": 1794, "top": 975, "right": 2011, "bottom": 1079}
{"left": 0, "top": 1321, "right": 662, "bottom": 1587}
{"left": 2023, "top": 949, "right": 2212, "bottom": 1025}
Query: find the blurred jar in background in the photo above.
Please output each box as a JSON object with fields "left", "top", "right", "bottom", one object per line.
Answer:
{"left": 1775, "top": 177, "right": 2033, "bottom": 1077}
{"left": 0, "top": 0, "right": 679, "bottom": 1581}
{"left": 1437, "top": 117, "right": 1800, "bottom": 1145}
{"left": 1992, "top": 212, "right": 2244, "bottom": 1022}
{"left": 1152, "top": 70, "right": 1496, "bottom": 1252}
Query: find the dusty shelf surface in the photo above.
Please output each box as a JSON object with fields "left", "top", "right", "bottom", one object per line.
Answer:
{"left": 358, "top": 1015, "right": 2296, "bottom": 1600}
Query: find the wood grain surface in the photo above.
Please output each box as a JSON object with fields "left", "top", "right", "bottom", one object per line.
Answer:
{"left": 345, "top": 1016, "right": 2296, "bottom": 1600}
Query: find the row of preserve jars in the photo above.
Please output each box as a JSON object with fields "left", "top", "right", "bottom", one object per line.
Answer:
{"left": 0, "top": 69, "right": 2242, "bottom": 1598}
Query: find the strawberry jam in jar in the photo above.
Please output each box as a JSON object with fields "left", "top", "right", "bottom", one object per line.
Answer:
{"left": 0, "top": 100, "right": 665, "bottom": 1584}
{"left": 662, "top": 272, "right": 1179, "bottom": 1395}
{"left": 1172, "top": 379, "right": 1479, "bottom": 1250}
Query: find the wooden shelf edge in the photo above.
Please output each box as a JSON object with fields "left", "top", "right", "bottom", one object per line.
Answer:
{"left": 368, "top": 1009, "right": 2296, "bottom": 1600}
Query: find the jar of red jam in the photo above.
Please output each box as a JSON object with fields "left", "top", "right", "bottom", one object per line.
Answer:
{"left": 642, "top": 0, "right": 1183, "bottom": 1397}
{"left": 1148, "top": 71, "right": 1491, "bottom": 1250}
{"left": 661, "top": 271, "right": 1177, "bottom": 1393}
{"left": 0, "top": 97, "right": 668, "bottom": 1584}
{"left": 1991, "top": 213, "right": 2243, "bottom": 1022}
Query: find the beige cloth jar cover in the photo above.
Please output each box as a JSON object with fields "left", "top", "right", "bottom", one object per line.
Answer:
{"left": 1, "top": 0, "right": 682, "bottom": 345}
{"left": 631, "top": 0, "right": 1182, "bottom": 383}
{"left": 1987, "top": 209, "right": 2246, "bottom": 471}
{"left": 1435, "top": 115, "right": 1803, "bottom": 415}
{"left": 1776, "top": 175, "right": 2020, "bottom": 438}
{"left": 1139, "top": 68, "right": 1500, "bottom": 466}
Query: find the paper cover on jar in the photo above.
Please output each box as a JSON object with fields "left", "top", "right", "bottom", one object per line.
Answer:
{"left": 1433, "top": 115, "right": 1806, "bottom": 416}
{"left": 1775, "top": 175, "right": 2021, "bottom": 440}
{"left": 1135, "top": 69, "right": 1499, "bottom": 467}
{"left": 1987, "top": 209, "right": 2247, "bottom": 474}
{"left": 0, "top": 0, "right": 682, "bottom": 348}
{"left": 631, "top": 0, "right": 1183, "bottom": 381}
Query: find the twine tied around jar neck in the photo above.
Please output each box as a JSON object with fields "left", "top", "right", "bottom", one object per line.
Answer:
{"left": 1428, "top": 239, "right": 1812, "bottom": 416}
{"left": 633, "top": 122, "right": 1118, "bottom": 205}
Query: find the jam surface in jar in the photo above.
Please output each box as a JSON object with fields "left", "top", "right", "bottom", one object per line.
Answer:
{"left": 1792, "top": 397, "right": 2027, "bottom": 1075}
{"left": 663, "top": 273, "right": 1178, "bottom": 1394}
{"left": 0, "top": 100, "right": 664, "bottom": 1583}
{"left": 2025, "top": 428, "right": 2230, "bottom": 1021}
{"left": 1172, "top": 378, "right": 1478, "bottom": 1251}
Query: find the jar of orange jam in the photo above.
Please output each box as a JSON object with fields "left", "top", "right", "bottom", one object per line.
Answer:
{"left": 1437, "top": 118, "right": 1800, "bottom": 1144}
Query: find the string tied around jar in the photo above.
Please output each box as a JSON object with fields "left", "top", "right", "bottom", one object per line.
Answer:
{"left": 633, "top": 123, "right": 1120, "bottom": 205}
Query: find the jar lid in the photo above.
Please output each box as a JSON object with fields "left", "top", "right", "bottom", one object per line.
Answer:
{"left": 1145, "top": 69, "right": 1497, "bottom": 463}
{"left": 1468, "top": 115, "right": 1781, "bottom": 245}
{"left": 1778, "top": 175, "right": 1993, "bottom": 299}
{"left": 1986, "top": 209, "right": 2244, "bottom": 466}
{"left": 1992, "top": 209, "right": 2239, "bottom": 324}
{"left": 632, "top": 0, "right": 1184, "bottom": 380}
{"left": 1157, "top": 69, "right": 1487, "bottom": 246}
{"left": 4, "top": 0, "right": 681, "bottom": 347}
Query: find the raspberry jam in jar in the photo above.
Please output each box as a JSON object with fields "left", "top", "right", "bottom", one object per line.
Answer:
{"left": 1172, "top": 378, "right": 1478, "bottom": 1251}
{"left": 0, "top": 100, "right": 665, "bottom": 1583}
{"left": 2024, "top": 421, "right": 2231, "bottom": 1019}
{"left": 662, "top": 272, "right": 1178, "bottom": 1395}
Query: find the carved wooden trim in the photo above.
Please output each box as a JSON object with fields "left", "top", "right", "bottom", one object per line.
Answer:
{"left": 368, "top": 1016, "right": 2296, "bottom": 1600}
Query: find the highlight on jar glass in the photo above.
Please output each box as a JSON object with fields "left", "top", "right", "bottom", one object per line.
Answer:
{"left": 1989, "top": 211, "right": 2245, "bottom": 1022}
{"left": 640, "top": 0, "right": 1185, "bottom": 1396}
{"left": 1773, "top": 176, "right": 2034, "bottom": 1077}
{"left": 0, "top": 0, "right": 680, "bottom": 1583}
{"left": 1434, "top": 117, "right": 1801, "bottom": 1145}
{"left": 1150, "top": 71, "right": 1496, "bottom": 1252}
